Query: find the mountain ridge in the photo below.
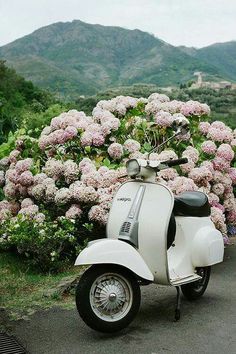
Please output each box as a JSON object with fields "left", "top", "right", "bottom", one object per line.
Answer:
{"left": 0, "top": 20, "right": 235, "bottom": 98}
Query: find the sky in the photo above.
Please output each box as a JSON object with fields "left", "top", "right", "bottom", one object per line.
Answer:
{"left": 0, "top": 0, "right": 236, "bottom": 48}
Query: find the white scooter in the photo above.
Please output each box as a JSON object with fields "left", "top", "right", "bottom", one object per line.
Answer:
{"left": 75, "top": 127, "right": 224, "bottom": 333}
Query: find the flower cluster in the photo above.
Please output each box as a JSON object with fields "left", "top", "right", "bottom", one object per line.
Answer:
{"left": 0, "top": 92, "right": 235, "bottom": 251}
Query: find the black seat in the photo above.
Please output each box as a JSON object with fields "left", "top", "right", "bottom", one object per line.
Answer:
{"left": 173, "top": 191, "right": 210, "bottom": 217}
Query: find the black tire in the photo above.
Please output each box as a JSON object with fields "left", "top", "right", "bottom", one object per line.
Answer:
{"left": 181, "top": 267, "right": 211, "bottom": 301}
{"left": 76, "top": 265, "right": 141, "bottom": 333}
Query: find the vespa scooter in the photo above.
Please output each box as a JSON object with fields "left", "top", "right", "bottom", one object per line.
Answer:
{"left": 75, "top": 126, "right": 224, "bottom": 333}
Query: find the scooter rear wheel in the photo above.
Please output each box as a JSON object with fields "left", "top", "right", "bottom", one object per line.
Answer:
{"left": 181, "top": 267, "right": 211, "bottom": 301}
{"left": 76, "top": 264, "right": 141, "bottom": 333}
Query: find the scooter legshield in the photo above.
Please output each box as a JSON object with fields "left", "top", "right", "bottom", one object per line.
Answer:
{"left": 107, "top": 181, "right": 174, "bottom": 285}
{"left": 74, "top": 238, "right": 154, "bottom": 281}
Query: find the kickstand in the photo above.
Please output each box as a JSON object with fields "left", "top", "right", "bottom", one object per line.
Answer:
{"left": 174, "top": 286, "right": 181, "bottom": 321}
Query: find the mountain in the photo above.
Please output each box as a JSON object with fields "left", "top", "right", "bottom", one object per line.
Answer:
{"left": 193, "top": 41, "right": 236, "bottom": 82}
{"left": 0, "top": 20, "right": 234, "bottom": 98}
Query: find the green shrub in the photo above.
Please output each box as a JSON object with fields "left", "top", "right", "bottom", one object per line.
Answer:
{"left": 0, "top": 215, "right": 85, "bottom": 272}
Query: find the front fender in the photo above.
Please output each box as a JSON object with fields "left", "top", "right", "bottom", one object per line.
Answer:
{"left": 75, "top": 239, "right": 154, "bottom": 282}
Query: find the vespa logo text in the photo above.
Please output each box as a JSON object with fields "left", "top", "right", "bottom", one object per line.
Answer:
{"left": 117, "top": 197, "right": 131, "bottom": 202}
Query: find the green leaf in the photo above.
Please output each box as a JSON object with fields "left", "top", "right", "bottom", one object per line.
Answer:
{"left": 103, "top": 158, "right": 111, "bottom": 167}
{"left": 84, "top": 146, "right": 91, "bottom": 153}
{"left": 143, "top": 142, "right": 152, "bottom": 152}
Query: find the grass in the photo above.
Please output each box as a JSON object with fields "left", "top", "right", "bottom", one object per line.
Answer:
{"left": 0, "top": 252, "right": 81, "bottom": 321}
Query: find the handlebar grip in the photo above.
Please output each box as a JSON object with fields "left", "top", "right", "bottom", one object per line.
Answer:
{"left": 162, "top": 157, "right": 188, "bottom": 167}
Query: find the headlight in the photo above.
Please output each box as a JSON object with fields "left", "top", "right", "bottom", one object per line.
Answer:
{"left": 126, "top": 159, "right": 140, "bottom": 177}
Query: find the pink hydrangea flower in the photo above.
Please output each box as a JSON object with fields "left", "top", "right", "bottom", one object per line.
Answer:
{"left": 0, "top": 157, "right": 10, "bottom": 169}
{"left": 158, "top": 150, "right": 178, "bottom": 161}
{"left": 211, "top": 121, "right": 226, "bottom": 130}
{"left": 199, "top": 122, "right": 210, "bottom": 135}
{"left": 88, "top": 205, "right": 109, "bottom": 225}
{"left": 92, "top": 133, "right": 105, "bottom": 147}
{"left": 0, "top": 200, "right": 11, "bottom": 211}
{"left": 43, "top": 158, "right": 64, "bottom": 179}
{"left": 155, "top": 110, "right": 174, "bottom": 127}
{"left": 3, "top": 182, "right": 18, "bottom": 199}
{"left": 50, "top": 116, "right": 63, "bottom": 130}
{"left": 211, "top": 183, "right": 225, "bottom": 196}
{"left": 213, "top": 171, "right": 224, "bottom": 183}
{"left": 227, "top": 210, "right": 236, "bottom": 224}
{"left": 228, "top": 168, "right": 236, "bottom": 185}
{"left": 72, "top": 184, "right": 98, "bottom": 203}
{"left": 201, "top": 141, "right": 217, "bottom": 155}
{"left": 8, "top": 201, "right": 20, "bottom": 215}
{"left": 180, "top": 161, "right": 195, "bottom": 174}
{"left": 5, "top": 169, "right": 19, "bottom": 184}
{"left": 231, "top": 138, "right": 236, "bottom": 148}
{"left": 148, "top": 93, "right": 170, "bottom": 103}
{"left": 31, "top": 184, "right": 45, "bottom": 200}
{"left": 208, "top": 125, "right": 233, "bottom": 143}
{"left": 65, "top": 126, "right": 78, "bottom": 139}
{"left": 189, "top": 166, "right": 213, "bottom": 185}
{"left": 38, "top": 135, "right": 50, "bottom": 150}
{"left": 21, "top": 198, "right": 34, "bottom": 209}
{"left": 45, "top": 183, "right": 58, "bottom": 203}
{"left": 108, "top": 143, "right": 124, "bottom": 160}
{"left": 223, "top": 196, "right": 236, "bottom": 212}
{"left": 19, "top": 204, "right": 39, "bottom": 217}
{"left": 15, "top": 158, "right": 33, "bottom": 174}
{"left": 98, "top": 170, "right": 119, "bottom": 188}
{"left": 9, "top": 150, "right": 20, "bottom": 163}
{"left": 0, "top": 208, "right": 12, "bottom": 221}
{"left": 124, "top": 139, "right": 141, "bottom": 153}
{"left": 180, "top": 101, "right": 210, "bottom": 116}
{"left": 81, "top": 172, "right": 101, "bottom": 188}
{"left": 159, "top": 168, "right": 178, "bottom": 181}
{"left": 182, "top": 146, "right": 199, "bottom": 163}
{"left": 55, "top": 188, "right": 72, "bottom": 205}
{"left": 65, "top": 204, "right": 82, "bottom": 219}
{"left": 210, "top": 206, "right": 227, "bottom": 234}
{"left": 41, "top": 126, "right": 51, "bottom": 136}
{"left": 34, "top": 213, "right": 46, "bottom": 223}
{"left": 33, "top": 173, "right": 48, "bottom": 185}
{"left": 78, "top": 158, "right": 96, "bottom": 174}
{"left": 63, "top": 160, "right": 79, "bottom": 184}
{"left": 80, "top": 132, "right": 93, "bottom": 146}
{"left": 19, "top": 171, "right": 34, "bottom": 186}
{"left": 212, "top": 157, "right": 230, "bottom": 172}
{"left": 217, "top": 144, "right": 234, "bottom": 161}
{"left": 207, "top": 193, "right": 220, "bottom": 205}
{"left": 168, "top": 177, "right": 198, "bottom": 195}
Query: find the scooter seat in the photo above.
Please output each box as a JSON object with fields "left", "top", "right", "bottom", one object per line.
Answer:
{"left": 173, "top": 191, "right": 210, "bottom": 217}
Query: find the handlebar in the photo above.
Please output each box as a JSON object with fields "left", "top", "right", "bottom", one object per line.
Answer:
{"left": 161, "top": 157, "right": 188, "bottom": 167}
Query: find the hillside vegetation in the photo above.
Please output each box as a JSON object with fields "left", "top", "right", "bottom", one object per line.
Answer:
{"left": 0, "top": 60, "right": 56, "bottom": 144}
{"left": 1, "top": 20, "right": 233, "bottom": 98}
{"left": 74, "top": 85, "right": 236, "bottom": 128}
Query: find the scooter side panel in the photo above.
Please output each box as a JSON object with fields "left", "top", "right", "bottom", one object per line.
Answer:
{"left": 107, "top": 181, "right": 174, "bottom": 285}
{"left": 191, "top": 226, "right": 224, "bottom": 266}
{"left": 74, "top": 239, "right": 154, "bottom": 281}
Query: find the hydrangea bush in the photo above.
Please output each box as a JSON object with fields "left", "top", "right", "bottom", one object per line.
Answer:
{"left": 0, "top": 93, "right": 235, "bottom": 270}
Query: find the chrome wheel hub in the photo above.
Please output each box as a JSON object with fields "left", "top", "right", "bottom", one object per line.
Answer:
{"left": 90, "top": 273, "right": 133, "bottom": 322}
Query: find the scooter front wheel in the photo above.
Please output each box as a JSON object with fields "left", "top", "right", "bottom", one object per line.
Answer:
{"left": 181, "top": 267, "right": 211, "bottom": 301}
{"left": 76, "top": 265, "right": 141, "bottom": 333}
